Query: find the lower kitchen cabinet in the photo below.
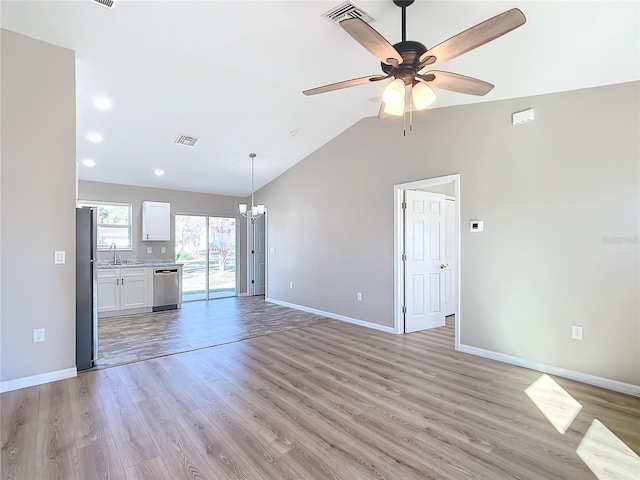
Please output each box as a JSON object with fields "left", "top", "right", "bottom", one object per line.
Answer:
{"left": 97, "top": 267, "right": 151, "bottom": 314}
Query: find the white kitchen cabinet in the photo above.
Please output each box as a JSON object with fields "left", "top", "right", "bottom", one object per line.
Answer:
{"left": 142, "top": 201, "right": 170, "bottom": 241}
{"left": 97, "top": 269, "right": 120, "bottom": 313}
{"left": 120, "top": 268, "right": 150, "bottom": 309}
{"left": 97, "top": 267, "right": 151, "bottom": 314}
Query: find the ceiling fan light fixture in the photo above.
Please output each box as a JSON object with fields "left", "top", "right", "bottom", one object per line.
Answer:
{"left": 382, "top": 78, "right": 405, "bottom": 106}
{"left": 412, "top": 82, "right": 436, "bottom": 110}
{"left": 383, "top": 101, "right": 405, "bottom": 117}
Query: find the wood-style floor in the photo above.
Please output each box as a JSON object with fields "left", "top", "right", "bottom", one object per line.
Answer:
{"left": 96, "top": 296, "right": 329, "bottom": 367}
{"left": 2, "top": 311, "right": 639, "bottom": 479}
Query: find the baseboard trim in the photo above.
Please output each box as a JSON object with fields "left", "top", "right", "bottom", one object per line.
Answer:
{"left": 458, "top": 344, "right": 640, "bottom": 397}
{"left": 0, "top": 367, "right": 78, "bottom": 393}
{"left": 237, "top": 292, "right": 251, "bottom": 297}
{"left": 266, "top": 298, "right": 396, "bottom": 334}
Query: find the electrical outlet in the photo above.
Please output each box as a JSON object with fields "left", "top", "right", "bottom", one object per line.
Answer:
{"left": 161, "top": 247, "right": 166, "bottom": 254}
{"left": 54, "top": 251, "right": 65, "bottom": 264}
{"left": 289, "top": 282, "right": 293, "bottom": 289}
{"left": 572, "top": 325, "right": 583, "bottom": 340}
{"left": 357, "top": 292, "right": 362, "bottom": 301}
{"left": 33, "top": 328, "right": 45, "bottom": 343}
{"left": 147, "top": 247, "right": 152, "bottom": 254}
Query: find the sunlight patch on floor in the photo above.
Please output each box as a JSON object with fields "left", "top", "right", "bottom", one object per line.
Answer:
{"left": 577, "top": 419, "right": 640, "bottom": 480}
{"left": 525, "top": 374, "right": 582, "bottom": 434}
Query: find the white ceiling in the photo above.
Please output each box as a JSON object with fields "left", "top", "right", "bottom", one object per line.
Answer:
{"left": 1, "top": 1, "right": 638, "bottom": 196}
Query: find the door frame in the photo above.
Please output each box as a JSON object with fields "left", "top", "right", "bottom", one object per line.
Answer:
{"left": 393, "top": 173, "right": 461, "bottom": 349}
{"left": 174, "top": 213, "right": 240, "bottom": 301}
{"left": 245, "top": 211, "right": 267, "bottom": 296}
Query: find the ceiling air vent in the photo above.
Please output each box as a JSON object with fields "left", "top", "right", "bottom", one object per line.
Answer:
{"left": 92, "top": 0, "right": 116, "bottom": 9}
{"left": 322, "top": 1, "right": 374, "bottom": 24}
{"left": 174, "top": 134, "right": 200, "bottom": 148}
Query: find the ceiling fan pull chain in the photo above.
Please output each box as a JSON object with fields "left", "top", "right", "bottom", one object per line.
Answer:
{"left": 403, "top": 106, "right": 407, "bottom": 137}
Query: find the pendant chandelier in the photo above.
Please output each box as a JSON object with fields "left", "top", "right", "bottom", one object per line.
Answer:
{"left": 238, "top": 153, "right": 265, "bottom": 223}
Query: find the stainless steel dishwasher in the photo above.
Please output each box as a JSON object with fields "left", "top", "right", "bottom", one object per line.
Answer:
{"left": 153, "top": 267, "right": 180, "bottom": 312}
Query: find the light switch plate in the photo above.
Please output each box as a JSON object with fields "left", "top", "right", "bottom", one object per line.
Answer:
{"left": 270, "top": 247, "right": 276, "bottom": 254}
{"left": 147, "top": 247, "right": 152, "bottom": 254}
{"left": 54, "top": 251, "right": 65, "bottom": 264}
{"left": 161, "top": 247, "right": 166, "bottom": 253}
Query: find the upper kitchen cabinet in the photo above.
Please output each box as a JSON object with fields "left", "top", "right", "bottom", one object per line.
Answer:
{"left": 142, "top": 201, "right": 170, "bottom": 241}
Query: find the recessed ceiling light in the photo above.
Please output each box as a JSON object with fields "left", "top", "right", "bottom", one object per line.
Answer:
{"left": 82, "top": 159, "right": 96, "bottom": 167}
{"left": 154, "top": 169, "right": 164, "bottom": 176}
{"left": 86, "top": 133, "right": 103, "bottom": 143}
{"left": 93, "top": 97, "right": 112, "bottom": 110}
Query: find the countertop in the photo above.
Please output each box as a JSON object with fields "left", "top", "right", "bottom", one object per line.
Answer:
{"left": 97, "top": 260, "right": 182, "bottom": 269}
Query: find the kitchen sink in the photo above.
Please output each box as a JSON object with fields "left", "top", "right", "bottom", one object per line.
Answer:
{"left": 119, "top": 259, "right": 143, "bottom": 265}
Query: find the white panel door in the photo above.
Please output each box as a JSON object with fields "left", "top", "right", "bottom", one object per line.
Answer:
{"left": 442, "top": 198, "right": 457, "bottom": 316}
{"left": 404, "top": 190, "right": 445, "bottom": 333}
{"left": 253, "top": 214, "right": 266, "bottom": 295}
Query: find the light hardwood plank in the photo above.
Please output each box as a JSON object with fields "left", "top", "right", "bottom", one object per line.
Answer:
{"left": 77, "top": 437, "right": 126, "bottom": 480}
{"left": 34, "top": 380, "right": 80, "bottom": 480}
{"left": 0, "top": 386, "right": 39, "bottom": 480}
{"left": 124, "top": 456, "right": 172, "bottom": 480}
{"left": 68, "top": 373, "right": 113, "bottom": 449}
{"left": 134, "top": 396, "right": 220, "bottom": 480}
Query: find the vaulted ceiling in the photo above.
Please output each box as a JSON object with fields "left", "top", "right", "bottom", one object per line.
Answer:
{"left": 2, "top": 1, "right": 638, "bottom": 195}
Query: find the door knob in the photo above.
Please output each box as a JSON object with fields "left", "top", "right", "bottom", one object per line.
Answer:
{"left": 440, "top": 264, "right": 448, "bottom": 269}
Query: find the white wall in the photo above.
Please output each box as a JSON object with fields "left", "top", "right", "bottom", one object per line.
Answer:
{"left": 257, "top": 82, "right": 640, "bottom": 386}
{"left": 1, "top": 29, "right": 76, "bottom": 385}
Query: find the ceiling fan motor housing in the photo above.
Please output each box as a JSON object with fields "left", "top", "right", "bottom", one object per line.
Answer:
{"left": 381, "top": 40, "right": 428, "bottom": 83}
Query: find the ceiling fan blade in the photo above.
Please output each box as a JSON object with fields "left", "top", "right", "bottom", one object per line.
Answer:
{"left": 303, "top": 75, "right": 388, "bottom": 96}
{"left": 340, "top": 18, "right": 403, "bottom": 66}
{"left": 419, "top": 8, "right": 526, "bottom": 67}
{"left": 417, "top": 71, "right": 494, "bottom": 96}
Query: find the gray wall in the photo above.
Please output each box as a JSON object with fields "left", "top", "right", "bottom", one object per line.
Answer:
{"left": 1, "top": 30, "right": 76, "bottom": 383}
{"left": 421, "top": 182, "right": 455, "bottom": 196}
{"left": 79, "top": 180, "right": 249, "bottom": 293}
{"left": 257, "top": 81, "right": 640, "bottom": 385}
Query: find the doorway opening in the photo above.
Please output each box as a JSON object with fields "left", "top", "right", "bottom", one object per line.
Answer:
{"left": 246, "top": 213, "right": 267, "bottom": 296}
{"left": 174, "top": 214, "right": 238, "bottom": 302}
{"left": 394, "top": 174, "right": 461, "bottom": 349}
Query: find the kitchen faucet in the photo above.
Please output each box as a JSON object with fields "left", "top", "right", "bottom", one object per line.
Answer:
{"left": 108, "top": 243, "right": 119, "bottom": 264}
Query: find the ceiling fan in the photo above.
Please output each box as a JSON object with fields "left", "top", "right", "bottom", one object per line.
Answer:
{"left": 303, "top": 0, "right": 526, "bottom": 118}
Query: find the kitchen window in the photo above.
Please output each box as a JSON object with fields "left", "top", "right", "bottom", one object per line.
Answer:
{"left": 78, "top": 201, "right": 133, "bottom": 250}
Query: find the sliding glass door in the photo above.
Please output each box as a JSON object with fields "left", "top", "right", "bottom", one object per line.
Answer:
{"left": 208, "top": 217, "right": 237, "bottom": 299}
{"left": 175, "top": 214, "right": 237, "bottom": 302}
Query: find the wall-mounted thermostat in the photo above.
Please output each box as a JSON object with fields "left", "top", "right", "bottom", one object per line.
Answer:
{"left": 470, "top": 221, "right": 484, "bottom": 232}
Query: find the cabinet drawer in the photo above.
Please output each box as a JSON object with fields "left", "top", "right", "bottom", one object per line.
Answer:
{"left": 97, "top": 268, "right": 119, "bottom": 279}
{"left": 122, "top": 267, "right": 148, "bottom": 278}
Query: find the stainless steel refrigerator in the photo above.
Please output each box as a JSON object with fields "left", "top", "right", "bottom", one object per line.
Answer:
{"left": 76, "top": 207, "right": 98, "bottom": 370}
